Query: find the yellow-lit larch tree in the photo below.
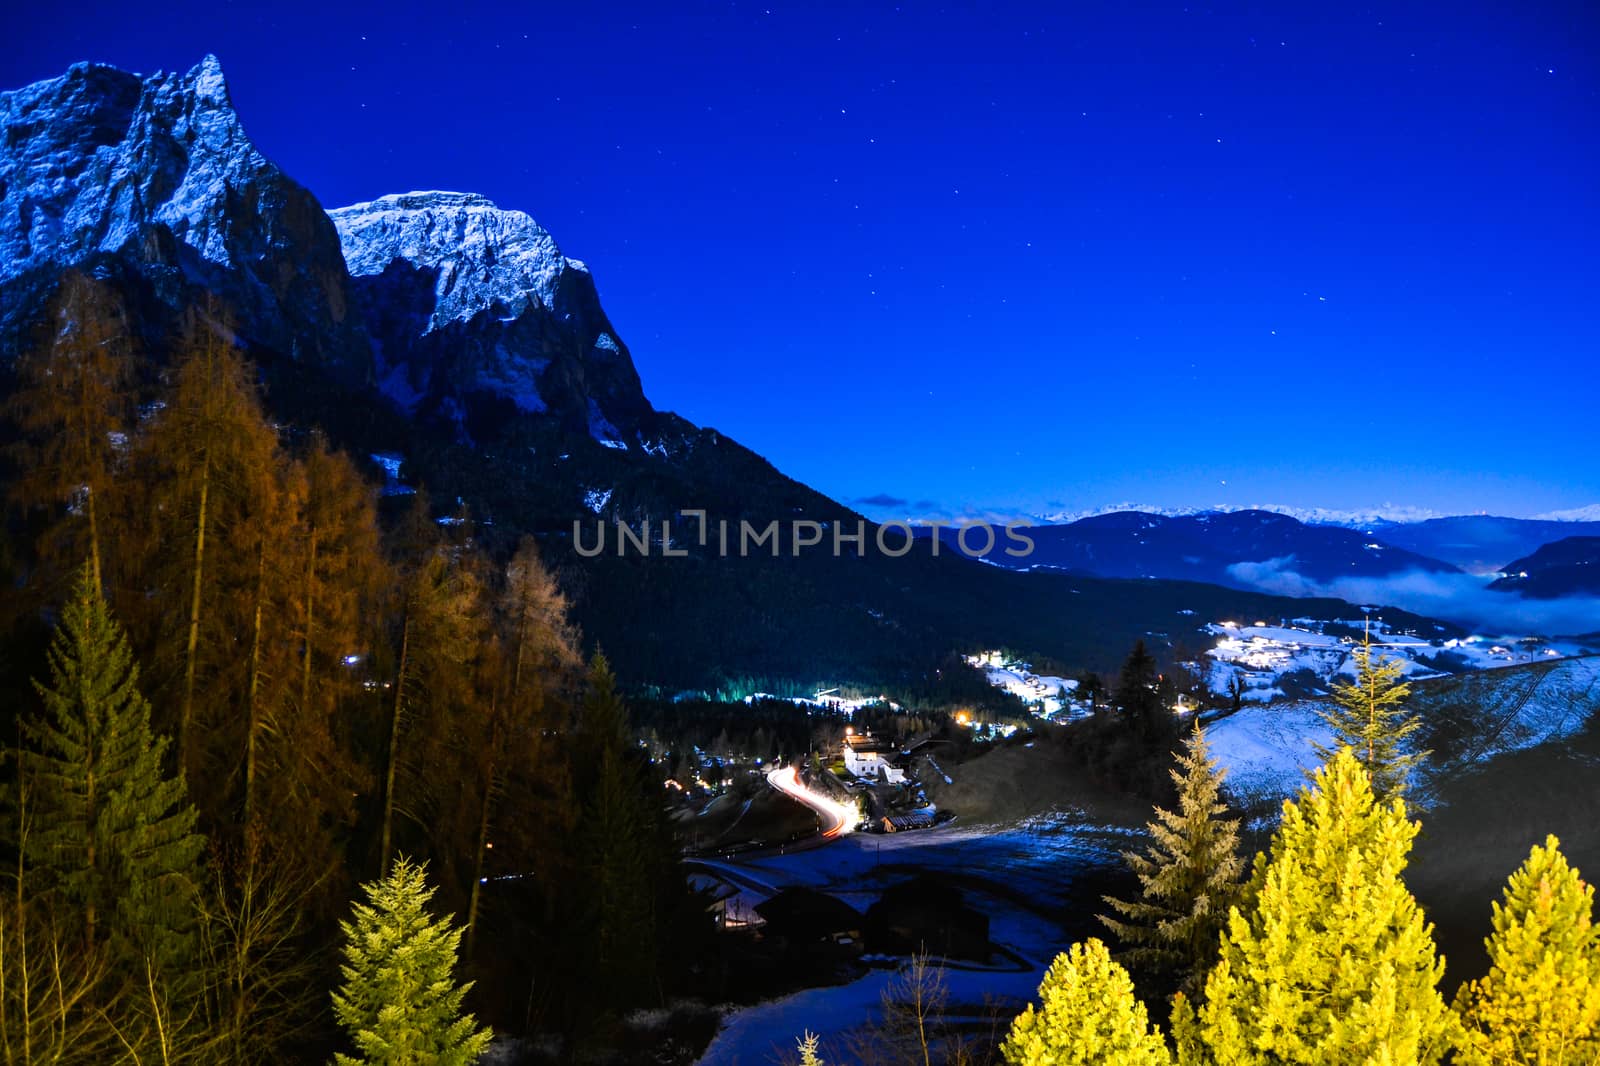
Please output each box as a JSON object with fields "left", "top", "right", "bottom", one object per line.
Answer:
{"left": 4, "top": 271, "right": 137, "bottom": 596}
{"left": 460, "top": 536, "right": 582, "bottom": 952}
{"left": 377, "top": 494, "right": 487, "bottom": 875}
{"left": 134, "top": 299, "right": 282, "bottom": 778}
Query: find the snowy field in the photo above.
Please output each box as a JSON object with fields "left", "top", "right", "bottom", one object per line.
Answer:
{"left": 694, "top": 813, "right": 1140, "bottom": 1065}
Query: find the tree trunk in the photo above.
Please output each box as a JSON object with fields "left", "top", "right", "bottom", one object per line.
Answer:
{"left": 179, "top": 450, "right": 210, "bottom": 773}
{"left": 466, "top": 746, "right": 497, "bottom": 957}
{"left": 300, "top": 528, "right": 317, "bottom": 714}
{"left": 379, "top": 612, "right": 412, "bottom": 875}
{"left": 511, "top": 595, "right": 528, "bottom": 704}
{"left": 78, "top": 368, "right": 103, "bottom": 595}
{"left": 85, "top": 488, "right": 102, "bottom": 595}
{"left": 465, "top": 703, "right": 503, "bottom": 956}
{"left": 243, "top": 541, "right": 266, "bottom": 827}
{"left": 84, "top": 768, "right": 96, "bottom": 947}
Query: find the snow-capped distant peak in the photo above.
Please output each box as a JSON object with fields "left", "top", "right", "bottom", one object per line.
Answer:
{"left": 328, "top": 191, "right": 580, "bottom": 332}
{"left": 1034, "top": 503, "right": 1447, "bottom": 527}
{"left": 1532, "top": 505, "right": 1600, "bottom": 522}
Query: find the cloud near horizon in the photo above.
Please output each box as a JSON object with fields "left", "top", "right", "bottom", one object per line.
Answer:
{"left": 1227, "top": 557, "right": 1600, "bottom": 637}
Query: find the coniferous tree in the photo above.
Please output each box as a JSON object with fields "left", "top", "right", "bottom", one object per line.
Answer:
{"left": 293, "top": 433, "right": 383, "bottom": 722}
{"left": 21, "top": 565, "right": 206, "bottom": 977}
{"left": 3, "top": 272, "right": 136, "bottom": 595}
{"left": 1100, "top": 725, "right": 1245, "bottom": 997}
{"left": 1453, "top": 835, "right": 1600, "bottom": 1064}
{"left": 462, "top": 538, "right": 580, "bottom": 952}
{"left": 1075, "top": 671, "right": 1103, "bottom": 712}
{"left": 1188, "top": 748, "right": 1454, "bottom": 1063}
{"left": 378, "top": 494, "right": 484, "bottom": 874}
{"left": 577, "top": 653, "right": 658, "bottom": 1007}
{"left": 1313, "top": 626, "right": 1426, "bottom": 801}
{"left": 1115, "top": 640, "right": 1168, "bottom": 742}
{"left": 228, "top": 446, "right": 303, "bottom": 831}
{"left": 242, "top": 439, "right": 377, "bottom": 882}
{"left": 796, "top": 1030, "right": 825, "bottom": 1066}
{"left": 331, "top": 857, "right": 491, "bottom": 1066}
{"left": 1001, "top": 939, "right": 1171, "bottom": 1065}
{"left": 135, "top": 301, "right": 281, "bottom": 777}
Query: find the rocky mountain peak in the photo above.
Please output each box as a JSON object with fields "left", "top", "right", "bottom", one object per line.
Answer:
{"left": 329, "top": 190, "right": 648, "bottom": 438}
{"left": 1, "top": 55, "right": 267, "bottom": 279}
{"left": 330, "top": 190, "right": 587, "bottom": 334}
{"left": 0, "top": 56, "right": 368, "bottom": 372}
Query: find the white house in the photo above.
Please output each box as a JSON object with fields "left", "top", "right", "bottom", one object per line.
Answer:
{"left": 843, "top": 733, "right": 905, "bottom": 784}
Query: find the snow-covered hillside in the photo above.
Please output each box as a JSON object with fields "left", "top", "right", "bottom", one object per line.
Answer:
{"left": 964, "top": 652, "right": 1082, "bottom": 717}
{"left": 1206, "top": 656, "right": 1600, "bottom": 805}
{"left": 1201, "top": 619, "right": 1591, "bottom": 704}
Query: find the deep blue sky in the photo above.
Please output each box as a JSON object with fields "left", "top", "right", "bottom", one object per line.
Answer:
{"left": 9, "top": 1, "right": 1597, "bottom": 519}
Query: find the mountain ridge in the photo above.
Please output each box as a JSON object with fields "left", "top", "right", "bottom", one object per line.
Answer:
{"left": 0, "top": 56, "right": 1478, "bottom": 688}
{"left": 947, "top": 508, "right": 1465, "bottom": 589}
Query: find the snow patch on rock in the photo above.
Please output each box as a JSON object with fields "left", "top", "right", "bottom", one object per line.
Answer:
{"left": 329, "top": 191, "right": 574, "bottom": 333}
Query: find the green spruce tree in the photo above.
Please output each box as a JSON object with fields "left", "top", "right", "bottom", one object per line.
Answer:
{"left": 1190, "top": 748, "right": 1454, "bottom": 1063}
{"left": 1100, "top": 725, "right": 1245, "bottom": 997}
{"left": 1001, "top": 938, "right": 1172, "bottom": 1065}
{"left": 1453, "top": 835, "right": 1600, "bottom": 1064}
{"left": 331, "top": 857, "right": 491, "bottom": 1066}
{"left": 22, "top": 564, "right": 205, "bottom": 977}
{"left": 1314, "top": 625, "right": 1426, "bottom": 800}
{"left": 796, "top": 1030, "right": 825, "bottom": 1066}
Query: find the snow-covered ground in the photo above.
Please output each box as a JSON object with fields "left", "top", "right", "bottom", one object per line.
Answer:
{"left": 1202, "top": 618, "right": 1591, "bottom": 705}
{"left": 1205, "top": 655, "right": 1600, "bottom": 805}
{"left": 964, "top": 652, "right": 1085, "bottom": 718}
{"left": 743, "top": 691, "right": 902, "bottom": 717}
{"left": 967, "top": 618, "right": 1592, "bottom": 722}
{"left": 1204, "top": 701, "right": 1334, "bottom": 803}
{"left": 694, "top": 813, "right": 1139, "bottom": 1065}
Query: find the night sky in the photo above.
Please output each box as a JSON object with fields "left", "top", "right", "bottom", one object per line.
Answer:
{"left": 9, "top": 1, "right": 1597, "bottom": 520}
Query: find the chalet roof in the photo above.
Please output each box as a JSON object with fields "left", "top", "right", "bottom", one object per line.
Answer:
{"left": 754, "top": 887, "right": 862, "bottom": 939}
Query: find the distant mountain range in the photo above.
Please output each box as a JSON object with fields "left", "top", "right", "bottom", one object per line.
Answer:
{"left": 1022, "top": 509, "right": 1600, "bottom": 580}
{"left": 1034, "top": 503, "right": 1455, "bottom": 527}
{"left": 1357, "top": 517, "right": 1600, "bottom": 576}
{"left": 945, "top": 509, "right": 1464, "bottom": 588}
{"left": 1, "top": 56, "right": 1578, "bottom": 686}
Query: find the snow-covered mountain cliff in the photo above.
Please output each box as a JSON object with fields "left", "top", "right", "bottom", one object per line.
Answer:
{"left": 0, "top": 56, "right": 367, "bottom": 370}
{"left": 329, "top": 191, "right": 648, "bottom": 439}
